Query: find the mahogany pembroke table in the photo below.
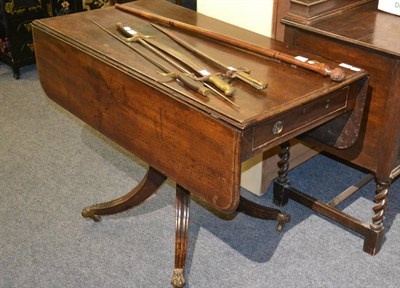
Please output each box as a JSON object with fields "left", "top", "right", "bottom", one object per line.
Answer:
{"left": 32, "top": 0, "right": 369, "bottom": 286}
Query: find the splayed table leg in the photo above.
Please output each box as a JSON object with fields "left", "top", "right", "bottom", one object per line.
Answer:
{"left": 81, "top": 166, "right": 167, "bottom": 222}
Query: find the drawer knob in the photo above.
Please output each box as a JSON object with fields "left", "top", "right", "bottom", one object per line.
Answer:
{"left": 325, "top": 99, "right": 330, "bottom": 109}
{"left": 272, "top": 121, "right": 284, "bottom": 135}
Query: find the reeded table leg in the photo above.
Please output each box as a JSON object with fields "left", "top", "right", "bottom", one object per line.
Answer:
{"left": 171, "top": 185, "right": 190, "bottom": 288}
{"left": 81, "top": 166, "right": 167, "bottom": 221}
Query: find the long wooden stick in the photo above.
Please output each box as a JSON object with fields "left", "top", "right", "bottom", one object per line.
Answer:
{"left": 114, "top": 3, "right": 346, "bottom": 82}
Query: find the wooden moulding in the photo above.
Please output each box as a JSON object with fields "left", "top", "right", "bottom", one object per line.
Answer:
{"left": 286, "top": 0, "right": 376, "bottom": 23}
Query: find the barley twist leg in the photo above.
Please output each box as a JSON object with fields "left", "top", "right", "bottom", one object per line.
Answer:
{"left": 273, "top": 141, "right": 290, "bottom": 207}
{"left": 371, "top": 179, "right": 390, "bottom": 230}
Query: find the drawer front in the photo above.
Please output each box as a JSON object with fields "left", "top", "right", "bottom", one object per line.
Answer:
{"left": 253, "top": 87, "right": 349, "bottom": 150}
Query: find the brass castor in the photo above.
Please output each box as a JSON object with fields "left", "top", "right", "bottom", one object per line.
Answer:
{"left": 276, "top": 212, "right": 290, "bottom": 232}
{"left": 81, "top": 206, "right": 101, "bottom": 222}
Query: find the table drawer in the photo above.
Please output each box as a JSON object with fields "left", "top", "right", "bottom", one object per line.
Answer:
{"left": 252, "top": 87, "right": 349, "bottom": 150}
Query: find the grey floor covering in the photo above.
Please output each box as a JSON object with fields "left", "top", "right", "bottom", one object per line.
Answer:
{"left": 1, "top": 64, "right": 399, "bottom": 287}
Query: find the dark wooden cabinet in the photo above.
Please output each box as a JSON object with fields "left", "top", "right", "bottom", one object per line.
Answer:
{"left": 283, "top": 0, "right": 400, "bottom": 184}
{"left": 0, "top": 0, "right": 48, "bottom": 78}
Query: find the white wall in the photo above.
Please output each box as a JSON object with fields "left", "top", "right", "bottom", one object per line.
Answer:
{"left": 197, "top": 0, "right": 274, "bottom": 37}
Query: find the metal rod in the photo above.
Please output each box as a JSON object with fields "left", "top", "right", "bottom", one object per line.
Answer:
{"left": 114, "top": 22, "right": 239, "bottom": 108}
{"left": 92, "top": 20, "right": 239, "bottom": 108}
{"left": 92, "top": 20, "right": 211, "bottom": 97}
{"left": 116, "top": 23, "right": 236, "bottom": 97}
{"left": 150, "top": 23, "right": 268, "bottom": 90}
{"left": 92, "top": 20, "right": 172, "bottom": 73}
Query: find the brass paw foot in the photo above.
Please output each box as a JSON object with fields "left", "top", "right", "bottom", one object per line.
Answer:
{"left": 81, "top": 206, "right": 101, "bottom": 222}
{"left": 171, "top": 268, "right": 186, "bottom": 288}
